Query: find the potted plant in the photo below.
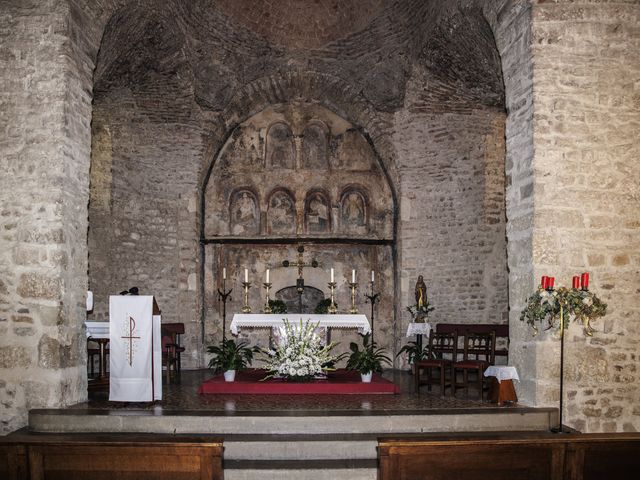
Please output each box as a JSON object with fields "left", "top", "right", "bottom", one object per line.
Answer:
{"left": 396, "top": 340, "right": 428, "bottom": 373}
{"left": 346, "top": 334, "right": 391, "bottom": 383}
{"left": 207, "top": 338, "right": 257, "bottom": 382}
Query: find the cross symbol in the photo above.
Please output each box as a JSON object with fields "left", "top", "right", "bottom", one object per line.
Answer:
{"left": 121, "top": 316, "right": 140, "bottom": 367}
{"left": 282, "top": 245, "right": 318, "bottom": 281}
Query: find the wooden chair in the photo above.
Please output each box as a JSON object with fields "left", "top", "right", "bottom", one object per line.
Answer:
{"left": 414, "top": 331, "right": 458, "bottom": 396}
{"left": 161, "top": 323, "right": 185, "bottom": 382}
{"left": 453, "top": 330, "right": 495, "bottom": 400}
{"left": 87, "top": 341, "right": 108, "bottom": 378}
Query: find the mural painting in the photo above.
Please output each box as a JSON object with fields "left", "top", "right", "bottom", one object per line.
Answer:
{"left": 268, "top": 190, "right": 296, "bottom": 235}
{"left": 230, "top": 190, "right": 260, "bottom": 235}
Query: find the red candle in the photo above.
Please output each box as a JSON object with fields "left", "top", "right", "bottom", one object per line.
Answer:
{"left": 572, "top": 276, "right": 580, "bottom": 289}
{"left": 541, "top": 276, "right": 549, "bottom": 289}
{"left": 581, "top": 272, "right": 589, "bottom": 290}
{"left": 549, "top": 277, "right": 555, "bottom": 289}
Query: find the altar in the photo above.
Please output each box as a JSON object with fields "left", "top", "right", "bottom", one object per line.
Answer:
{"left": 230, "top": 314, "right": 371, "bottom": 337}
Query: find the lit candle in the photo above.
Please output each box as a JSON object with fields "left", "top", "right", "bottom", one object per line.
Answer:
{"left": 371, "top": 270, "right": 375, "bottom": 282}
{"left": 330, "top": 268, "right": 334, "bottom": 283}
{"left": 244, "top": 268, "right": 248, "bottom": 283}
{"left": 223, "top": 267, "right": 226, "bottom": 280}
{"left": 266, "top": 269, "right": 270, "bottom": 283}
{"left": 352, "top": 269, "right": 356, "bottom": 283}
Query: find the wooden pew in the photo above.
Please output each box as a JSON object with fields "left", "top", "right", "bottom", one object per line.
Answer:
{"left": 378, "top": 432, "right": 640, "bottom": 480}
{"left": 0, "top": 430, "right": 223, "bottom": 480}
{"left": 436, "top": 323, "right": 509, "bottom": 358}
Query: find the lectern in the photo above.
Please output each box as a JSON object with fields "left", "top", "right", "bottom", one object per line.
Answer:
{"left": 109, "top": 295, "right": 162, "bottom": 401}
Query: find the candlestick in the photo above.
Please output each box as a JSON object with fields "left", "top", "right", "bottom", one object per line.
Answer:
{"left": 371, "top": 270, "right": 374, "bottom": 282}
{"left": 330, "top": 268, "right": 334, "bottom": 283}
{"left": 241, "top": 281, "right": 252, "bottom": 313}
{"left": 364, "top": 281, "right": 380, "bottom": 344}
{"left": 217, "top": 277, "right": 232, "bottom": 341}
{"left": 348, "top": 281, "right": 358, "bottom": 314}
{"left": 266, "top": 268, "right": 270, "bottom": 283}
{"left": 244, "top": 268, "right": 248, "bottom": 283}
{"left": 352, "top": 269, "right": 356, "bottom": 283}
{"left": 223, "top": 267, "right": 226, "bottom": 280}
{"left": 327, "top": 281, "right": 338, "bottom": 314}
{"left": 263, "top": 282, "right": 272, "bottom": 313}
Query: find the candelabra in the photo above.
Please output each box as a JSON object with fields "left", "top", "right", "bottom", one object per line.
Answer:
{"left": 364, "top": 281, "right": 380, "bottom": 343}
{"left": 217, "top": 281, "right": 232, "bottom": 341}
{"left": 327, "top": 281, "right": 338, "bottom": 314}
{"left": 241, "top": 281, "right": 252, "bottom": 313}
{"left": 263, "top": 282, "right": 272, "bottom": 313}
{"left": 348, "top": 282, "right": 359, "bottom": 314}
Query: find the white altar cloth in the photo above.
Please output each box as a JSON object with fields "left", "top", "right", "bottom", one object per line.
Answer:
{"left": 406, "top": 322, "right": 431, "bottom": 338}
{"left": 484, "top": 365, "right": 520, "bottom": 383}
{"left": 109, "top": 295, "right": 162, "bottom": 402}
{"left": 85, "top": 321, "right": 109, "bottom": 339}
{"left": 230, "top": 314, "right": 371, "bottom": 336}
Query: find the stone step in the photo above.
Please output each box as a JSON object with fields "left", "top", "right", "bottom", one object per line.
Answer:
{"left": 223, "top": 434, "right": 378, "bottom": 460}
{"left": 223, "top": 460, "right": 376, "bottom": 480}
{"left": 29, "top": 408, "right": 557, "bottom": 435}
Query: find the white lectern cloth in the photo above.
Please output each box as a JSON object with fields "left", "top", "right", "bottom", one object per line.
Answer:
{"left": 109, "top": 295, "right": 162, "bottom": 401}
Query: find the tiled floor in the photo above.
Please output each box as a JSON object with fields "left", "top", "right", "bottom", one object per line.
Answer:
{"left": 76, "top": 369, "right": 525, "bottom": 415}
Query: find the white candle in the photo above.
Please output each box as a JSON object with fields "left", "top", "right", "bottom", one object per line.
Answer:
{"left": 352, "top": 269, "right": 356, "bottom": 283}
{"left": 223, "top": 267, "right": 226, "bottom": 280}
{"left": 266, "top": 269, "right": 270, "bottom": 283}
{"left": 371, "top": 270, "right": 375, "bottom": 282}
{"left": 330, "top": 268, "right": 334, "bottom": 283}
{"left": 244, "top": 268, "right": 248, "bottom": 283}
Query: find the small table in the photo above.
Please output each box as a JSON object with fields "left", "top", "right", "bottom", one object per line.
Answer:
{"left": 484, "top": 366, "right": 519, "bottom": 406}
{"left": 86, "top": 321, "right": 110, "bottom": 391}
{"left": 406, "top": 322, "right": 431, "bottom": 353}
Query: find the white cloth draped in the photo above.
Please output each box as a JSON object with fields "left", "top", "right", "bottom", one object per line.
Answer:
{"left": 109, "top": 295, "right": 162, "bottom": 401}
{"left": 230, "top": 314, "right": 371, "bottom": 336}
{"left": 484, "top": 365, "right": 520, "bottom": 383}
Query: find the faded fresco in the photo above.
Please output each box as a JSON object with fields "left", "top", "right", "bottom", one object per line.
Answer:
{"left": 267, "top": 190, "right": 296, "bottom": 235}
{"left": 230, "top": 190, "right": 260, "bottom": 235}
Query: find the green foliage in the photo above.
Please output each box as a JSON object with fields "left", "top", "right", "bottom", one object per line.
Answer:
{"left": 314, "top": 298, "right": 336, "bottom": 314}
{"left": 520, "top": 287, "right": 607, "bottom": 335}
{"left": 268, "top": 299, "right": 287, "bottom": 314}
{"left": 406, "top": 303, "right": 434, "bottom": 321}
{"left": 346, "top": 334, "right": 391, "bottom": 374}
{"left": 207, "top": 338, "right": 258, "bottom": 373}
{"left": 396, "top": 340, "right": 427, "bottom": 365}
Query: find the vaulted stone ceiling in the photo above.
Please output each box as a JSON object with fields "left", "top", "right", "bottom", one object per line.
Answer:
{"left": 93, "top": 0, "right": 504, "bottom": 113}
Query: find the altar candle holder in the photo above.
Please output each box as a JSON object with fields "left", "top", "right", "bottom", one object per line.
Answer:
{"left": 348, "top": 282, "right": 358, "bottom": 314}
{"left": 327, "top": 281, "right": 338, "bottom": 314}
{"left": 263, "top": 282, "right": 273, "bottom": 313}
{"left": 241, "top": 281, "right": 252, "bottom": 313}
{"left": 364, "top": 281, "right": 380, "bottom": 343}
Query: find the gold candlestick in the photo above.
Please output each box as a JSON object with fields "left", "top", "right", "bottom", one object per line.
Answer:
{"left": 327, "top": 281, "right": 338, "bottom": 314}
{"left": 241, "top": 281, "right": 252, "bottom": 313}
{"left": 348, "top": 282, "right": 358, "bottom": 314}
{"left": 263, "top": 282, "right": 272, "bottom": 313}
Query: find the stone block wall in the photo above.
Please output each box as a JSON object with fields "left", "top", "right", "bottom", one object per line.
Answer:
{"left": 528, "top": 1, "right": 640, "bottom": 433}
{"left": 0, "top": 1, "right": 97, "bottom": 434}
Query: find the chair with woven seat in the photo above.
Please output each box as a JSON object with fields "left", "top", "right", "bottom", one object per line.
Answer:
{"left": 453, "top": 330, "right": 496, "bottom": 400}
{"left": 414, "top": 331, "right": 458, "bottom": 396}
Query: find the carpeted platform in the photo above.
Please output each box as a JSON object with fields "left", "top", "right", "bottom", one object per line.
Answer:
{"left": 198, "top": 369, "right": 399, "bottom": 395}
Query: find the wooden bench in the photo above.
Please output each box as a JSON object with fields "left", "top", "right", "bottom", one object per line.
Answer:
{"left": 0, "top": 430, "right": 223, "bottom": 480}
{"left": 436, "top": 323, "right": 509, "bottom": 358}
{"left": 378, "top": 432, "right": 640, "bottom": 480}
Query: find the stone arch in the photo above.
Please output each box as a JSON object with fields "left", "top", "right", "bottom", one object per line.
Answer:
{"left": 339, "top": 186, "right": 369, "bottom": 234}
{"left": 266, "top": 188, "right": 297, "bottom": 235}
{"left": 301, "top": 121, "right": 329, "bottom": 170}
{"left": 304, "top": 190, "right": 332, "bottom": 234}
{"left": 228, "top": 188, "right": 260, "bottom": 236}
{"left": 265, "top": 122, "right": 296, "bottom": 170}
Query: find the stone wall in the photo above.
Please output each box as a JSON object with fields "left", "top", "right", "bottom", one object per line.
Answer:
{"left": 0, "top": 1, "right": 97, "bottom": 434}
{"left": 528, "top": 1, "right": 640, "bottom": 433}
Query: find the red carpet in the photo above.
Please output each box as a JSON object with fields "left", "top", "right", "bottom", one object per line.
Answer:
{"left": 198, "top": 369, "right": 399, "bottom": 395}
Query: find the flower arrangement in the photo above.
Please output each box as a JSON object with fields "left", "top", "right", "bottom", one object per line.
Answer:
{"left": 262, "top": 319, "right": 345, "bottom": 382}
{"left": 520, "top": 286, "right": 607, "bottom": 336}
{"left": 406, "top": 303, "right": 434, "bottom": 322}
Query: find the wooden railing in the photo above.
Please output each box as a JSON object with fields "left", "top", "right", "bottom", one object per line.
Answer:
{"left": 378, "top": 432, "right": 640, "bottom": 480}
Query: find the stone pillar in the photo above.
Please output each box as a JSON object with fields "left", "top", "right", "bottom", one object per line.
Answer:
{"left": 0, "top": 2, "right": 96, "bottom": 434}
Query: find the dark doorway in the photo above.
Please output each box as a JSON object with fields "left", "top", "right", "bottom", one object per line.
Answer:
{"left": 276, "top": 286, "right": 324, "bottom": 314}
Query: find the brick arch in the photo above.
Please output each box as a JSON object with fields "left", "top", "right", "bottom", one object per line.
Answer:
{"left": 200, "top": 70, "right": 399, "bottom": 195}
